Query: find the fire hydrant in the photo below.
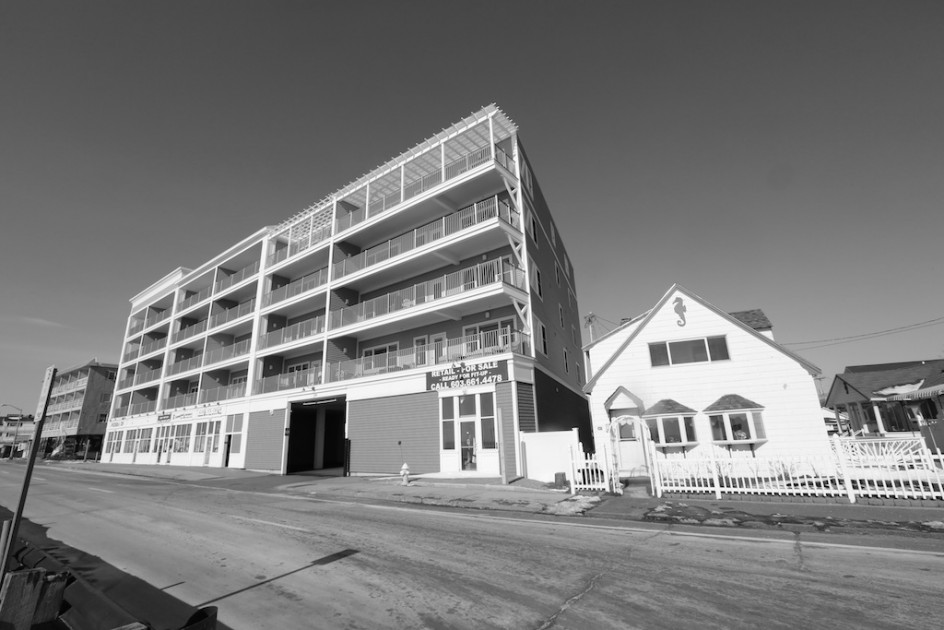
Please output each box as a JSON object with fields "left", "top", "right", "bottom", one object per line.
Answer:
{"left": 400, "top": 462, "right": 410, "bottom": 486}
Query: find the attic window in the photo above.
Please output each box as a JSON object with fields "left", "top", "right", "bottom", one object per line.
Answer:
{"left": 649, "top": 336, "right": 730, "bottom": 367}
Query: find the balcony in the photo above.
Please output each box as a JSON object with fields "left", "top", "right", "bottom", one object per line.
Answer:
{"left": 215, "top": 261, "right": 260, "bottom": 293}
{"left": 128, "top": 319, "right": 146, "bottom": 336}
{"left": 267, "top": 223, "right": 333, "bottom": 268}
{"left": 172, "top": 320, "right": 208, "bottom": 343}
{"left": 52, "top": 377, "right": 89, "bottom": 395}
{"left": 209, "top": 298, "right": 256, "bottom": 329}
{"left": 203, "top": 339, "right": 251, "bottom": 367}
{"left": 258, "top": 315, "right": 326, "bottom": 350}
{"left": 178, "top": 286, "right": 212, "bottom": 312}
{"left": 332, "top": 196, "right": 518, "bottom": 281}
{"left": 128, "top": 400, "right": 158, "bottom": 416}
{"left": 139, "top": 338, "right": 167, "bottom": 357}
{"left": 117, "top": 376, "right": 135, "bottom": 390}
{"left": 166, "top": 354, "right": 204, "bottom": 376}
{"left": 326, "top": 330, "right": 530, "bottom": 383}
{"left": 253, "top": 363, "right": 322, "bottom": 395}
{"left": 262, "top": 267, "right": 329, "bottom": 308}
{"left": 333, "top": 145, "right": 512, "bottom": 235}
{"left": 133, "top": 366, "right": 163, "bottom": 386}
{"left": 328, "top": 259, "right": 527, "bottom": 330}
{"left": 122, "top": 347, "right": 140, "bottom": 363}
{"left": 198, "top": 382, "right": 247, "bottom": 404}
{"left": 164, "top": 392, "right": 198, "bottom": 410}
{"left": 145, "top": 309, "right": 171, "bottom": 329}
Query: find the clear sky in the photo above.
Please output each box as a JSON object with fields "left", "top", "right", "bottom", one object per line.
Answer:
{"left": 2, "top": 1, "right": 943, "bottom": 413}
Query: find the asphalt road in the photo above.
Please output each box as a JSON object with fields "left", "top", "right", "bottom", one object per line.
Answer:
{"left": 1, "top": 464, "right": 942, "bottom": 630}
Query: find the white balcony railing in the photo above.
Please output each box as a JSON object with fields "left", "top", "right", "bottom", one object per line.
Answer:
{"left": 334, "top": 144, "right": 512, "bottom": 235}
{"left": 178, "top": 286, "right": 212, "bottom": 311}
{"left": 329, "top": 259, "right": 526, "bottom": 329}
{"left": 215, "top": 260, "right": 260, "bottom": 293}
{"left": 262, "top": 267, "right": 329, "bottom": 308}
{"left": 209, "top": 298, "right": 255, "bottom": 329}
{"left": 198, "top": 382, "right": 247, "bottom": 404}
{"left": 163, "top": 392, "right": 198, "bottom": 410}
{"left": 166, "top": 354, "right": 203, "bottom": 376}
{"left": 258, "top": 315, "right": 326, "bottom": 350}
{"left": 129, "top": 400, "right": 158, "bottom": 415}
{"left": 173, "top": 319, "right": 208, "bottom": 343}
{"left": 267, "top": 223, "right": 333, "bottom": 268}
{"left": 202, "top": 339, "right": 251, "bottom": 367}
{"left": 133, "top": 366, "right": 163, "bottom": 385}
{"left": 332, "top": 196, "right": 517, "bottom": 280}
{"left": 326, "top": 330, "right": 529, "bottom": 383}
{"left": 253, "top": 364, "right": 323, "bottom": 395}
{"left": 139, "top": 337, "right": 167, "bottom": 357}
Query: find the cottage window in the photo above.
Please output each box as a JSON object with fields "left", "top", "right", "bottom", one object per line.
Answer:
{"left": 649, "top": 336, "right": 729, "bottom": 367}
{"left": 644, "top": 416, "right": 696, "bottom": 446}
{"left": 709, "top": 411, "right": 767, "bottom": 444}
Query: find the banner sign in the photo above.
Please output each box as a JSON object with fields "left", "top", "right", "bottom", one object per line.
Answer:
{"left": 427, "top": 360, "right": 507, "bottom": 391}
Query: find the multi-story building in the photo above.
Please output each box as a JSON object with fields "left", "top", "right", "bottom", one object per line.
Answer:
{"left": 104, "top": 105, "right": 591, "bottom": 475}
{"left": 40, "top": 359, "right": 117, "bottom": 459}
{"left": 1, "top": 414, "right": 35, "bottom": 458}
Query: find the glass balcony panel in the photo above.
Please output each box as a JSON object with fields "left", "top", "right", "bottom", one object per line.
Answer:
{"left": 259, "top": 315, "right": 326, "bottom": 349}
{"left": 262, "top": 267, "right": 329, "bottom": 307}
{"left": 215, "top": 261, "right": 260, "bottom": 293}
{"left": 253, "top": 363, "right": 323, "bottom": 394}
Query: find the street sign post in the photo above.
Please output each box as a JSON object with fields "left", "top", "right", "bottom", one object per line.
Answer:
{"left": 0, "top": 365, "right": 56, "bottom": 583}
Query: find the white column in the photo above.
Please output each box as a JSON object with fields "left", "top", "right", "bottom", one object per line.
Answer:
{"left": 872, "top": 402, "right": 887, "bottom": 435}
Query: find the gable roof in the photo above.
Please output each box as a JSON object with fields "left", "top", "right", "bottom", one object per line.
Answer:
{"left": 704, "top": 394, "right": 765, "bottom": 412}
{"left": 829, "top": 360, "right": 944, "bottom": 403}
{"left": 643, "top": 399, "right": 697, "bottom": 416}
{"left": 583, "top": 284, "right": 820, "bottom": 392}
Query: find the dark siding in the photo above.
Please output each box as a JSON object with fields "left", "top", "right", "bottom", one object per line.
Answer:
{"left": 533, "top": 368, "right": 593, "bottom": 450}
{"left": 245, "top": 409, "right": 286, "bottom": 471}
{"left": 518, "top": 382, "right": 536, "bottom": 432}
{"left": 496, "top": 382, "right": 517, "bottom": 477}
{"left": 348, "top": 392, "right": 439, "bottom": 474}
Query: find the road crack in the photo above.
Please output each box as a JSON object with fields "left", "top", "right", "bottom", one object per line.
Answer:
{"left": 793, "top": 533, "right": 809, "bottom": 572}
{"left": 534, "top": 570, "right": 607, "bottom": 630}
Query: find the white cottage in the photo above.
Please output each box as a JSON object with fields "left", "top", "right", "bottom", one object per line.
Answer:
{"left": 583, "top": 285, "right": 830, "bottom": 478}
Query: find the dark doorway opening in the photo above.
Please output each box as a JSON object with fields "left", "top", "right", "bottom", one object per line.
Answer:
{"left": 287, "top": 397, "right": 347, "bottom": 474}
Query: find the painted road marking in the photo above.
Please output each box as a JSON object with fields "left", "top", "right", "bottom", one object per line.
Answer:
{"left": 87, "top": 487, "right": 114, "bottom": 493}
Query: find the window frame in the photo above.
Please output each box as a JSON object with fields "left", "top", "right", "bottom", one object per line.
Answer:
{"left": 649, "top": 335, "right": 731, "bottom": 367}
{"left": 644, "top": 415, "right": 698, "bottom": 447}
{"left": 708, "top": 410, "right": 768, "bottom": 446}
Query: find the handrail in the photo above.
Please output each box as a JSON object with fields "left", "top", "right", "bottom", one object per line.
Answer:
{"left": 253, "top": 364, "right": 323, "bottom": 395}
{"left": 329, "top": 259, "right": 527, "bottom": 329}
{"left": 267, "top": 223, "right": 333, "bottom": 267}
{"left": 166, "top": 354, "right": 204, "bottom": 376}
{"left": 139, "top": 337, "right": 167, "bottom": 357}
{"left": 202, "top": 339, "right": 251, "bottom": 366}
{"left": 163, "top": 392, "right": 198, "bottom": 410}
{"left": 133, "top": 366, "right": 163, "bottom": 385}
{"left": 172, "top": 319, "right": 208, "bottom": 343}
{"left": 215, "top": 260, "right": 260, "bottom": 293}
{"left": 262, "top": 267, "right": 329, "bottom": 307}
{"left": 198, "top": 382, "right": 247, "bottom": 404}
{"left": 177, "top": 286, "right": 212, "bottom": 311}
{"left": 209, "top": 298, "right": 256, "bottom": 329}
{"left": 259, "top": 315, "right": 326, "bottom": 350}
{"left": 326, "top": 330, "right": 529, "bottom": 383}
{"left": 332, "top": 196, "right": 517, "bottom": 279}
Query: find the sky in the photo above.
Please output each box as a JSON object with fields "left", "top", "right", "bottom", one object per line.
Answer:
{"left": 2, "top": 1, "right": 943, "bottom": 413}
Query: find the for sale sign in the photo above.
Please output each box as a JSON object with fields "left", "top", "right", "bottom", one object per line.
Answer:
{"left": 427, "top": 360, "right": 508, "bottom": 391}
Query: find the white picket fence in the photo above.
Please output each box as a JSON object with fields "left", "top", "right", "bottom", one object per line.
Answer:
{"left": 649, "top": 436, "right": 944, "bottom": 503}
{"left": 570, "top": 445, "right": 621, "bottom": 495}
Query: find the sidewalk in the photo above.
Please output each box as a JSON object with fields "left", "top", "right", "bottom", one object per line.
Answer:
{"left": 33, "top": 460, "right": 944, "bottom": 535}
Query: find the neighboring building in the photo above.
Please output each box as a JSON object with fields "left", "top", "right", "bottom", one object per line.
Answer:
{"left": 0, "top": 414, "right": 36, "bottom": 458}
{"left": 583, "top": 285, "right": 828, "bottom": 477}
{"left": 105, "top": 105, "right": 591, "bottom": 475}
{"left": 825, "top": 360, "right": 944, "bottom": 450}
{"left": 40, "top": 360, "right": 118, "bottom": 459}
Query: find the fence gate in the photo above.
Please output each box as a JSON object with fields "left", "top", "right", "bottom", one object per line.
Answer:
{"left": 570, "top": 444, "right": 621, "bottom": 495}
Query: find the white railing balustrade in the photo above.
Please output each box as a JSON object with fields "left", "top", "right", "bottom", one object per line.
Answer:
{"left": 326, "top": 330, "right": 529, "bottom": 383}
{"left": 332, "top": 197, "right": 517, "bottom": 279}
{"left": 329, "top": 259, "right": 526, "bottom": 329}
{"left": 262, "top": 267, "right": 329, "bottom": 307}
{"left": 202, "top": 340, "right": 251, "bottom": 366}
{"left": 166, "top": 354, "right": 203, "bottom": 376}
{"left": 215, "top": 261, "right": 260, "bottom": 293}
{"left": 259, "top": 315, "right": 326, "bottom": 349}
{"left": 209, "top": 298, "right": 255, "bottom": 329}
{"left": 253, "top": 364, "right": 323, "bottom": 395}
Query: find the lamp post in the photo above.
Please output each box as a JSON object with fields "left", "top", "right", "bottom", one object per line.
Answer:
{"left": 0, "top": 404, "right": 24, "bottom": 459}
